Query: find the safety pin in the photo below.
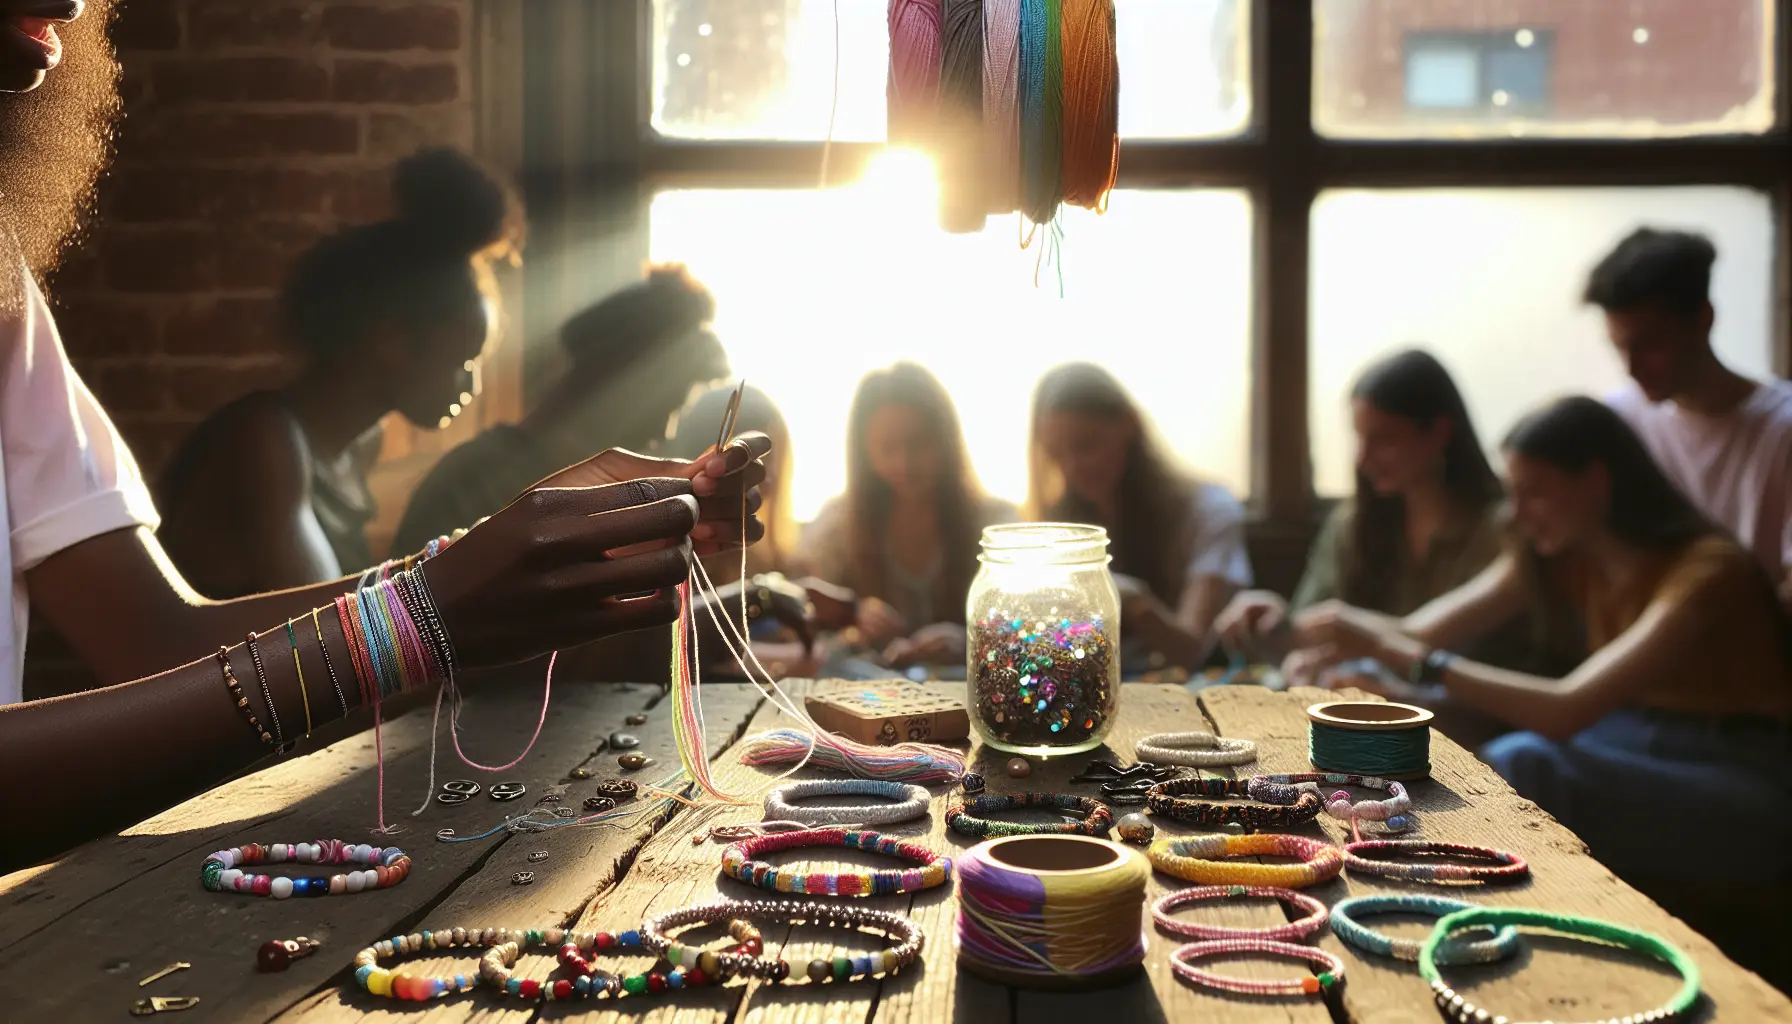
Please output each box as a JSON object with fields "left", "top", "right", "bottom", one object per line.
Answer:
{"left": 130, "top": 996, "right": 200, "bottom": 1015}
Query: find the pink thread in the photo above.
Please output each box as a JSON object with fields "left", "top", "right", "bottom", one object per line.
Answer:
{"left": 447, "top": 653, "right": 553, "bottom": 773}
{"left": 888, "top": 0, "right": 943, "bottom": 146}
{"left": 983, "top": 0, "right": 1022, "bottom": 212}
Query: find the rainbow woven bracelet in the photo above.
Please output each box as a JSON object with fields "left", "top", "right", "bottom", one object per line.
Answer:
{"left": 1343, "top": 839, "right": 1528, "bottom": 885}
{"left": 1147, "top": 833, "right": 1343, "bottom": 889}
{"left": 720, "top": 829, "right": 951, "bottom": 896}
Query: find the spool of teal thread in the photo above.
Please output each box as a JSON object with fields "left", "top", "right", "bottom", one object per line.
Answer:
{"left": 1306, "top": 702, "right": 1433, "bottom": 780}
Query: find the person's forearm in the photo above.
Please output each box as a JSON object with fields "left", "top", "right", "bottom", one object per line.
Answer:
{"left": 1371, "top": 634, "right": 1594, "bottom": 740}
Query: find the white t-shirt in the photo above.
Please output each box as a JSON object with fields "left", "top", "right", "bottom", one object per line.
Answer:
{"left": 1182, "top": 481, "right": 1254, "bottom": 588}
{"left": 1608, "top": 378, "right": 1792, "bottom": 594}
{"left": 1, "top": 255, "right": 159, "bottom": 704}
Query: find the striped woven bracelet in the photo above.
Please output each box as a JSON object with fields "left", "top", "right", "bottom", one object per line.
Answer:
{"left": 720, "top": 829, "right": 952, "bottom": 896}
{"left": 1330, "top": 895, "right": 1521, "bottom": 964}
{"left": 1343, "top": 839, "right": 1528, "bottom": 884}
{"left": 201, "top": 840, "right": 409, "bottom": 898}
{"left": 1153, "top": 885, "right": 1328, "bottom": 941}
{"left": 1147, "top": 833, "right": 1343, "bottom": 889}
{"left": 1171, "top": 938, "right": 1346, "bottom": 996}
{"left": 947, "top": 792, "right": 1115, "bottom": 838}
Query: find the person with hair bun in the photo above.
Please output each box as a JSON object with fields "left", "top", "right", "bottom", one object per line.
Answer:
{"left": 157, "top": 147, "right": 522, "bottom": 598}
{"left": 389, "top": 263, "right": 729, "bottom": 555}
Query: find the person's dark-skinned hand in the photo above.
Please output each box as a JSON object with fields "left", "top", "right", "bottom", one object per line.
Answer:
{"left": 532, "top": 434, "right": 771, "bottom": 556}
{"left": 798, "top": 576, "right": 858, "bottom": 631}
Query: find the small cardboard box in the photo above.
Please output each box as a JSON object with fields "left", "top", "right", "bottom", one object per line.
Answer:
{"left": 805, "top": 683, "right": 970, "bottom": 746}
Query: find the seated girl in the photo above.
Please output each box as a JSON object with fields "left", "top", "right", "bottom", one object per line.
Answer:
{"left": 1028, "top": 362, "right": 1252, "bottom": 673}
{"left": 793, "top": 362, "right": 1017, "bottom": 674}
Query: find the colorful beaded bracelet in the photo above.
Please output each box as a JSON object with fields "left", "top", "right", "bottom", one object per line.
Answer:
{"left": 1134, "top": 731, "right": 1258, "bottom": 767}
{"left": 639, "top": 898, "right": 925, "bottom": 984}
{"left": 1153, "top": 885, "right": 1328, "bottom": 941}
{"left": 1147, "top": 833, "right": 1344, "bottom": 889}
{"left": 202, "top": 840, "right": 409, "bottom": 898}
{"left": 1343, "top": 839, "right": 1529, "bottom": 884}
{"left": 1422, "top": 908, "right": 1700, "bottom": 1024}
{"left": 1145, "top": 776, "right": 1322, "bottom": 830}
{"left": 478, "top": 919, "right": 761, "bottom": 1001}
{"left": 351, "top": 926, "right": 510, "bottom": 1000}
{"left": 1248, "top": 772, "right": 1415, "bottom": 831}
{"left": 946, "top": 792, "right": 1115, "bottom": 839}
{"left": 1330, "top": 895, "right": 1521, "bottom": 965}
{"left": 720, "top": 829, "right": 952, "bottom": 896}
{"left": 566, "top": 919, "right": 763, "bottom": 993}
{"left": 1170, "top": 938, "right": 1346, "bottom": 996}
{"left": 764, "top": 779, "right": 932, "bottom": 827}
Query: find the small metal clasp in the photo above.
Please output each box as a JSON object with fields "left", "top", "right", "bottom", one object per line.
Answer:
{"left": 130, "top": 996, "right": 200, "bottom": 1015}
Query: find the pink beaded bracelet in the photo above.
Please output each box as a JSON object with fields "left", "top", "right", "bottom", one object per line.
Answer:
{"left": 1341, "top": 839, "right": 1528, "bottom": 884}
{"left": 1152, "top": 885, "right": 1328, "bottom": 941}
{"left": 1170, "top": 938, "right": 1346, "bottom": 996}
{"left": 201, "top": 840, "right": 410, "bottom": 898}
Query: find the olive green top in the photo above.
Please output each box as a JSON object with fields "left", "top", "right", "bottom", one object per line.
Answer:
{"left": 1292, "top": 499, "right": 1505, "bottom": 615}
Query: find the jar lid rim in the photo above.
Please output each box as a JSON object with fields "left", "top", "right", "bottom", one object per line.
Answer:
{"left": 980, "top": 522, "right": 1109, "bottom": 549}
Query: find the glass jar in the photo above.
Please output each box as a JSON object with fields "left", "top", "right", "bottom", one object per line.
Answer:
{"left": 966, "top": 523, "right": 1120, "bottom": 756}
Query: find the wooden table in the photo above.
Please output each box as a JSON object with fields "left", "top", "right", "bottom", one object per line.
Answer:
{"left": 4, "top": 679, "right": 1788, "bottom": 1023}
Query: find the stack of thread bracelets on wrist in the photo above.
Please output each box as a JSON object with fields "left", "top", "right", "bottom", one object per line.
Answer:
{"left": 1248, "top": 772, "right": 1415, "bottom": 832}
{"left": 1146, "top": 777, "right": 1322, "bottom": 829}
{"left": 1147, "top": 834, "right": 1344, "bottom": 888}
{"left": 765, "top": 780, "right": 931, "bottom": 827}
{"left": 1343, "top": 839, "right": 1529, "bottom": 884}
{"left": 202, "top": 841, "right": 410, "bottom": 898}
{"left": 1135, "top": 731, "right": 1258, "bottom": 767}
{"left": 1421, "top": 908, "right": 1700, "bottom": 1024}
{"left": 641, "top": 898, "right": 925, "bottom": 984}
{"left": 354, "top": 926, "right": 498, "bottom": 1000}
{"left": 1171, "top": 939, "right": 1346, "bottom": 996}
{"left": 1153, "top": 886, "right": 1328, "bottom": 941}
{"left": 336, "top": 566, "right": 458, "bottom": 707}
{"left": 1330, "top": 896, "right": 1521, "bottom": 965}
{"left": 946, "top": 793, "right": 1115, "bottom": 838}
{"left": 720, "top": 829, "right": 951, "bottom": 895}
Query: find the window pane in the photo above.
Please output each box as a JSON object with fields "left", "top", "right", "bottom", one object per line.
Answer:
{"left": 1316, "top": 1, "right": 1774, "bottom": 137}
{"left": 652, "top": 0, "right": 1249, "bottom": 141}
{"left": 1309, "top": 187, "right": 1775, "bottom": 496}
{"left": 650, "top": 167, "right": 1253, "bottom": 520}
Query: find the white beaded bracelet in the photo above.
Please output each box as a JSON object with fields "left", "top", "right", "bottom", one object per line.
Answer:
{"left": 1136, "top": 732, "right": 1257, "bottom": 768}
{"left": 764, "top": 780, "right": 932, "bottom": 827}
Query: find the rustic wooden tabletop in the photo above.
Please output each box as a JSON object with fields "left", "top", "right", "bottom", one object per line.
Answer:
{"left": 3, "top": 677, "right": 1788, "bottom": 1024}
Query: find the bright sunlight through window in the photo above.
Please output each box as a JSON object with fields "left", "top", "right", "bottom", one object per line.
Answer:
{"left": 650, "top": 152, "right": 1253, "bottom": 522}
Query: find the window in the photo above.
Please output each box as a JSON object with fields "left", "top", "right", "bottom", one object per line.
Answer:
{"left": 650, "top": 0, "right": 1252, "bottom": 141}
{"left": 1309, "top": 187, "right": 1775, "bottom": 496}
{"left": 649, "top": 158, "right": 1253, "bottom": 520}
{"left": 1316, "top": 0, "right": 1775, "bottom": 137}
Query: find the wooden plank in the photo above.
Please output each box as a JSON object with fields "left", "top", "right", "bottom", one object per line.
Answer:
{"left": 1198, "top": 685, "right": 1792, "bottom": 1024}
{"left": 0, "top": 681, "right": 760, "bottom": 1024}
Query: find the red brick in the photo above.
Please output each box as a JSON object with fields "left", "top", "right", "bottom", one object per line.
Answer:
{"left": 102, "top": 228, "right": 220, "bottom": 293}
{"left": 216, "top": 221, "right": 326, "bottom": 290}
{"left": 331, "top": 59, "right": 459, "bottom": 104}
{"left": 331, "top": 167, "right": 396, "bottom": 221}
{"left": 164, "top": 297, "right": 283, "bottom": 357}
{"left": 112, "top": 4, "right": 183, "bottom": 51}
{"left": 154, "top": 57, "right": 332, "bottom": 104}
{"left": 48, "top": 299, "right": 164, "bottom": 359}
{"left": 105, "top": 169, "right": 336, "bottom": 223}
{"left": 189, "top": 2, "right": 318, "bottom": 48}
{"left": 321, "top": 5, "right": 462, "bottom": 51}
{"left": 124, "top": 111, "right": 361, "bottom": 160}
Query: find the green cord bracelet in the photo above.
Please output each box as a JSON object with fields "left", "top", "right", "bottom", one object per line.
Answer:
{"left": 1420, "top": 907, "right": 1700, "bottom": 1024}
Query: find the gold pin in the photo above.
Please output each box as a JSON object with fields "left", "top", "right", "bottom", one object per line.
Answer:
{"left": 137, "top": 963, "right": 191, "bottom": 987}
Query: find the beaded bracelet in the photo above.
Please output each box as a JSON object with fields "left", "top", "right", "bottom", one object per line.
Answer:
{"left": 720, "top": 829, "right": 952, "bottom": 896}
{"left": 216, "top": 647, "right": 275, "bottom": 748}
{"left": 640, "top": 898, "right": 926, "bottom": 984}
{"left": 764, "top": 779, "right": 931, "bottom": 827}
{"left": 1422, "top": 908, "right": 1700, "bottom": 1024}
{"left": 201, "top": 840, "right": 410, "bottom": 898}
{"left": 946, "top": 792, "right": 1115, "bottom": 839}
{"left": 1152, "top": 885, "right": 1328, "bottom": 941}
{"left": 1248, "top": 772, "right": 1414, "bottom": 831}
{"left": 1135, "top": 731, "right": 1258, "bottom": 767}
{"left": 1170, "top": 938, "right": 1346, "bottom": 996}
{"left": 1147, "top": 833, "right": 1344, "bottom": 889}
{"left": 479, "top": 920, "right": 762, "bottom": 1001}
{"left": 1145, "top": 776, "right": 1322, "bottom": 830}
{"left": 352, "top": 925, "right": 502, "bottom": 1000}
{"left": 1343, "top": 839, "right": 1528, "bottom": 884}
{"left": 1330, "top": 895, "right": 1521, "bottom": 965}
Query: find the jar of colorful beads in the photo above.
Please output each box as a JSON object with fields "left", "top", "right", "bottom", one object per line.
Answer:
{"left": 967, "top": 523, "right": 1119, "bottom": 756}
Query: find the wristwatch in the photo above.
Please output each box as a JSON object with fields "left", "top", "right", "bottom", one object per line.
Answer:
{"left": 1408, "top": 648, "right": 1457, "bottom": 686}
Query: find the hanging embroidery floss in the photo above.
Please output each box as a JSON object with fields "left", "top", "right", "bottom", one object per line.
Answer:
{"left": 955, "top": 834, "right": 1148, "bottom": 989}
{"left": 1306, "top": 701, "right": 1434, "bottom": 781}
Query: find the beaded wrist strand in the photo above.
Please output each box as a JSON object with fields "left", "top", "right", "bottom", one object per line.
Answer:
{"left": 721, "top": 829, "right": 951, "bottom": 896}
{"left": 202, "top": 841, "right": 409, "bottom": 898}
{"left": 1145, "top": 777, "right": 1322, "bottom": 830}
{"left": 946, "top": 792, "right": 1115, "bottom": 838}
{"left": 1248, "top": 772, "right": 1415, "bottom": 832}
{"left": 640, "top": 898, "right": 925, "bottom": 984}
{"left": 353, "top": 927, "right": 498, "bottom": 1000}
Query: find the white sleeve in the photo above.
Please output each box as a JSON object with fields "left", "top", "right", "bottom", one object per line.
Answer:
{"left": 1185, "top": 483, "right": 1253, "bottom": 588}
{"left": 3, "top": 262, "right": 159, "bottom": 572}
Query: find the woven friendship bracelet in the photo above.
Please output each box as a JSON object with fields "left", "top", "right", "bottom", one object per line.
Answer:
{"left": 764, "top": 779, "right": 931, "bottom": 827}
{"left": 1145, "top": 776, "right": 1322, "bottom": 830}
{"left": 1421, "top": 908, "right": 1700, "bottom": 1024}
{"left": 1135, "top": 731, "right": 1258, "bottom": 767}
{"left": 202, "top": 840, "right": 409, "bottom": 898}
{"left": 1330, "top": 895, "right": 1521, "bottom": 965}
{"left": 1153, "top": 885, "right": 1328, "bottom": 941}
{"left": 1170, "top": 938, "right": 1346, "bottom": 996}
{"left": 1343, "top": 839, "right": 1528, "bottom": 884}
{"left": 640, "top": 898, "right": 925, "bottom": 984}
{"left": 946, "top": 792, "right": 1115, "bottom": 838}
{"left": 1248, "top": 772, "right": 1415, "bottom": 831}
{"left": 1147, "top": 833, "right": 1344, "bottom": 889}
{"left": 720, "top": 829, "right": 951, "bottom": 896}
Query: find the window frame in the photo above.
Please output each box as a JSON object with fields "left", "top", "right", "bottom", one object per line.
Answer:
{"left": 546, "top": 0, "right": 1792, "bottom": 536}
